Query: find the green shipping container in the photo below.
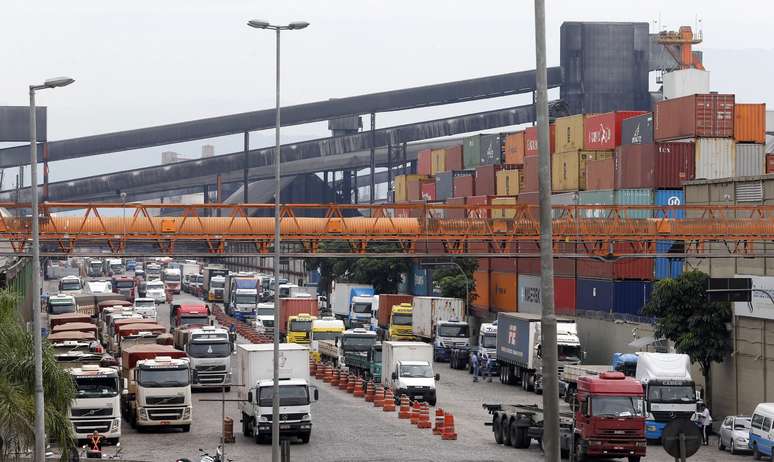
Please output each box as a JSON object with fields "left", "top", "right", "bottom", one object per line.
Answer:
{"left": 615, "top": 188, "right": 654, "bottom": 219}
{"left": 579, "top": 189, "right": 614, "bottom": 218}
{"left": 463, "top": 135, "right": 482, "bottom": 169}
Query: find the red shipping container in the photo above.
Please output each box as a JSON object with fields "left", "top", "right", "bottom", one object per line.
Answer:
{"left": 278, "top": 298, "right": 320, "bottom": 335}
{"left": 655, "top": 142, "right": 695, "bottom": 188}
{"left": 475, "top": 164, "right": 501, "bottom": 197}
{"left": 586, "top": 157, "right": 615, "bottom": 190}
{"left": 467, "top": 195, "right": 494, "bottom": 218}
{"left": 453, "top": 174, "right": 475, "bottom": 197}
{"left": 615, "top": 144, "right": 656, "bottom": 189}
{"left": 417, "top": 149, "right": 432, "bottom": 176}
{"left": 584, "top": 111, "right": 647, "bottom": 150}
{"left": 516, "top": 242, "right": 575, "bottom": 277}
{"left": 444, "top": 145, "right": 464, "bottom": 172}
{"left": 654, "top": 93, "right": 735, "bottom": 141}
{"left": 394, "top": 200, "right": 425, "bottom": 218}
{"left": 767, "top": 154, "right": 774, "bottom": 174}
{"left": 517, "top": 191, "right": 539, "bottom": 205}
{"left": 525, "top": 124, "right": 556, "bottom": 156}
{"left": 577, "top": 243, "right": 653, "bottom": 280}
{"left": 420, "top": 180, "right": 436, "bottom": 201}
{"left": 554, "top": 276, "right": 576, "bottom": 315}
{"left": 445, "top": 197, "right": 466, "bottom": 219}
{"left": 491, "top": 257, "right": 516, "bottom": 273}
{"left": 376, "top": 294, "right": 414, "bottom": 329}
{"left": 522, "top": 155, "right": 539, "bottom": 193}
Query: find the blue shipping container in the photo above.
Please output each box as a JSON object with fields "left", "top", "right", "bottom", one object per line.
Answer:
{"left": 410, "top": 264, "right": 433, "bottom": 296}
{"left": 655, "top": 241, "right": 684, "bottom": 279}
{"left": 307, "top": 270, "right": 321, "bottom": 285}
{"left": 654, "top": 190, "right": 685, "bottom": 219}
{"left": 576, "top": 278, "right": 614, "bottom": 313}
{"left": 613, "top": 280, "right": 652, "bottom": 316}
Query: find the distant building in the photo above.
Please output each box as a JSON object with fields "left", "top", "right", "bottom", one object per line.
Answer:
{"left": 201, "top": 144, "right": 214, "bottom": 158}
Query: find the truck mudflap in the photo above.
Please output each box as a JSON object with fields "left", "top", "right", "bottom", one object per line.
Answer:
{"left": 583, "top": 439, "right": 647, "bottom": 457}
{"left": 645, "top": 420, "right": 667, "bottom": 440}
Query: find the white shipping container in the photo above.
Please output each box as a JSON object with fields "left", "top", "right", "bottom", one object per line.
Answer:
{"left": 662, "top": 69, "right": 710, "bottom": 100}
{"left": 766, "top": 110, "right": 774, "bottom": 132}
{"left": 411, "top": 297, "right": 465, "bottom": 339}
{"left": 235, "top": 343, "right": 310, "bottom": 412}
{"left": 735, "top": 143, "right": 765, "bottom": 177}
{"left": 695, "top": 138, "right": 735, "bottom": 180}
{"left": 517, "top": 274, "right": 542, "bottom": 315}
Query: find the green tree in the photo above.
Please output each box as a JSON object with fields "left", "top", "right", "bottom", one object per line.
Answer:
{"left": 0, "top": 290, "right": 76, "bottom": 461}
{"left": 430, "top": 258, "right": 478, "bottom": 307}
{"left": 641, "top": 270, "right": 732, "bottom": 410}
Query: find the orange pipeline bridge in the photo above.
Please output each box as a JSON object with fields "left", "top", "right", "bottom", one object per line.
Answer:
{"left": 2, "top": 202, "right": 774, "bottom": 258}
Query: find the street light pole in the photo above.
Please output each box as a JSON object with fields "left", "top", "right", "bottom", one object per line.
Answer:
{"left": 247, "top": 20, "right": 309, "bottom": 462}
{"left": 29, "top": 76, "right": 74, "bottom": 462}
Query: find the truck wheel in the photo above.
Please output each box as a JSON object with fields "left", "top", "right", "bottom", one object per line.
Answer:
{"left": 521, "top": 371, "right": 529, "bottom": 391}
{"left": 181, "top": 424, "right": 190, "bottom": 433}
{"left": 718, "top": 435, "right": 725, "bottom": 451}
{"left": 242, "top": 413, "right": 251, "bottom": 437}
{"left": 753, "top": 444, "right": 761, "bottom": 460}
{"left": 493, "top": 413, "right": 504, "bottom": 444}
{"left": 300, "top": 432, "right": 311, "bottom": 444}
{"left": 575, "top": 441, "right": 586, "bottom": 462}
{"left": 501, "top": 417, "right": 513, "bottom": 447}
{"left": 224, "top": 386, "right": 231, "bottom": 392}
{"left": 626, "top": 457, "right": 640, "bottom": 462}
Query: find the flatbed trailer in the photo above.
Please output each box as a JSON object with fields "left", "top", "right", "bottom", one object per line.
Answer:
{"left": 483, "top": 402, "right": 575, "bottom": 456}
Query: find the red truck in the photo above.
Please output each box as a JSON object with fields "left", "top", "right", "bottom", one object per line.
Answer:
{"left": 485, "top": 371, "right": 646, "bottom": 462}
{"left": 169, "top": 303, "right": 211, "bottom": 333}
{"left": 111, "top": 276, "right": 136, "bottom": 302}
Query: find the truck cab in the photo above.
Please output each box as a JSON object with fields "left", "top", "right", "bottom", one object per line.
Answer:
{"left": 88, "top": 259, "right": 104, "bottom": 277}
{"left": 58, "top": 275, "right": 83, "bottom": 295}
{"left": 69, "top": 365, "right": 122, "bottom": 444}
{"left": 254, "top": 302, "right": 275, "bottom": 335}
{"left": 208, "top": 275, "right": 226, "bottom": 302}
{"left": 183, "top": 326, "right": 232, "bottom": 389}
{"left": 123, "top": 353, "right": 192, "bottom": 432}
{"left": 383, "top": 341, "right": 438, "bottom": 406}
{"left": 574, "top": 371, "right": 647, "bottom": 461}
{"left": 388, "top": 303, "right": 414, "bottom": 340}
{"left": 433, "top": 319, "right": 469, "bottom": 362}
{"left": 172, "top": 304, "right": 211, "bottom": 333}
{"left": 145, "top": 263, "right": 161, "bottom": 281}
{"left": 111, "top": 276, "right": 136, "bottom": 302}
{"left": 635, "top": 352, "right": 697, "bottom": 441}
{"left": 162, "top": 268, "right": 182, "bottom": 295}
{"left": 47, "top": 293, "right": 77, "bottom": 315}
{"left": 133, "top": 297, "right": 157, "bottom": 320}
{"left": 228, "top": 276, "right": 259, "bottom": 321}
{"left": 348, "top": 291, "right": 375, "bottom": 329}
{"left": 310, "top": 317, "right": 345, "bottom": 360}
{"left": 287, "top": 313, "right": 317, "bottom": 344}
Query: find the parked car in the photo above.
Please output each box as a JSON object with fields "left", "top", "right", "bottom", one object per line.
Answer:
{"left": 717, "top": 415, "right": 751, "bottom": 455}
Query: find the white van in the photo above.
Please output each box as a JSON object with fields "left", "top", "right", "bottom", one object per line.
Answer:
{"left": 749, "top": 403, "right": 774, "bottom": 459}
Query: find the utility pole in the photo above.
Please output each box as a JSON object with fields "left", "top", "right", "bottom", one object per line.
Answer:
{"left": 534, "top": 1, "right": 560, "bottom": 461}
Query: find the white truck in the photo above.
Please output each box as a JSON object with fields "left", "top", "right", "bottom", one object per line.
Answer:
{"left": 636, "top": 352, "right": 698, "bottom": 441}
{"left": 208, "top": 275, "right": 227, "bottom": 302}
{"left": 58, "top": 275, "right": 84, "bottom": 295}
{"left": 47, "top": 293, "right": 77, "bottom": 315}
{"left": 87, "top": 259, "right": 104, "bottom": 277}
{"left": 411, "top": 296, "right": 469, "bottom": 362}
{"left": 133, "top": 297, "right": 157, "bottom": 320}
{"left": 236, "top": 344, "right": 318, "bottom": 444}
{"left": 69, "top": 365, "right": 122, "bottom": 444}
{"left": 330, "top": 282, "right": 375, "bottom": 329}
{"left": 254, "top": 302, "right": 275, "bottom": 335}
{"left": 181, "top": 326, "right": 232, "bottom": 389}
{"left": 108, "top": 258, "right": 124, "bottom": 276}
{"left": 162, "top": 268, "right": 182, "bottom": 295}
{"left": 382, "top": 341, "right": 438, "bottom": 406}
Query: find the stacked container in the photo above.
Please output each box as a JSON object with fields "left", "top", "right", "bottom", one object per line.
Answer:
{"left": 734, "top": 103, "right": 767, "bottom": 176}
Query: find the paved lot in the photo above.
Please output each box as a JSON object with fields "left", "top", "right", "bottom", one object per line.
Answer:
{"left": 54, "top": 279, "right": 744, "bottom": 461}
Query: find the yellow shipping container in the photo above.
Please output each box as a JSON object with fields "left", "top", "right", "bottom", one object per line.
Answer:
{"left": 430, "top": 149, "right": 446, "bottom": 175}
{"left": 551, "top": 150, "right": 613, "bottom": 192}
{"left": 554, "top": 114, "right": 585, "bottom": 153}
{"left": 491, "top": 196, "right": 518, "bottom": 219}
{"left": 394, "top": 174, "right": 427, "bottom": 202}
{"left": 496, "top": 169, "right": 520, "bottom": 196}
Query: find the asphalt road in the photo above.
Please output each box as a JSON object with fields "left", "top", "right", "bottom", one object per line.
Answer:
{"left": 54, "top": 279, "right": 745, "bottom": 461}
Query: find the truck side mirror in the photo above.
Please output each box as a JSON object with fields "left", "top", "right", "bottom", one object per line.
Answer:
{"left": 391, "top": 372, "right": 397, "bottom": 380}
{"left": 313, "top": 389, "right": 319, "bottom": 401}
{"left": 435, "top": 373, "right": 440, "bottom": 382}
{"left": 247, "top": 391, "right": 253, "bottom": 403}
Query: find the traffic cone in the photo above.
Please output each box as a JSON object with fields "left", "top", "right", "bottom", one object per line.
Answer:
{"left": 364, "top": 381, "right": 375, "bottom": 402}
{"left": 346, "top": 374, "right": 356, "bottom": 394}
{"left": 441, "top": 414, "right": 457, "bottom": 440}
{"left": 333, "top": 368, "right": 342, "bottom": 387}
{"left": 417, "top": 403, "right": 432, "bottom": 429}
{"left": 322, "top": 365, "right": 331, "bottom": 383}
{"left": 410, "top": 401, "right": 421, "bottom": 425}
{"left": 337, "top": 371, "right": 347, "bottom": 390}
{"left": 309, "top": 360, "right": 317, "bottom": 376}
{"left": 398, "top": 395, "right": 411, "bottom": 419}
{"left": 315, "top": 363, "right": 324, "bottom": 380}
{"left": 373, "top": 385, "right": 384, "bottom": 408}
{"left": 353, "top": 378, "right": 365, "bottom": 398}
{"left": 382, "top": 388, "right": 396, "bottom": 412}
{"left": 433, "top": 409, "right": 445, "bottom": 435}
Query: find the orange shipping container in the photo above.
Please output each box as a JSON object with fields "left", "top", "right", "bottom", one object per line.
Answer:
{"left": 504, "top": 132, "right": 526, "bottom": 165}
{"left": 471, "top": 270, "right": 490, "bottom": 316}
{"left": 417, "top": 149, "right": 432, "bottom": 175}
{"left": 490, "top": 272, "right": 517, "bottom": 313}
{"left": 585, "top": 157, "right": 615, "bottom": 190}
{"left": 735, "top": 103, "right": 766, "bottom": 143}
{"left": 767, "top": 154, "right": 774, "bottom": 174}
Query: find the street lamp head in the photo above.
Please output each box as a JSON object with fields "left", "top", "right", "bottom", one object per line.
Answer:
{"left": 287, "top": 21, "right": 310, "bottom": 30}
{"left": 43, "top": 77, "right": 75, "bottom": 88}
{"left": 247, "top": 19, "right": 271, "bottom": 29}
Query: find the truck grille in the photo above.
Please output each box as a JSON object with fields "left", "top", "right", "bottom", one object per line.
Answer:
{"left": 598, "top": 428, "right": 641, "bottom": 437}
{"left": 147, "top": 408, "right": 184, "bottom": 421}
{"left": 71, "top": 407, "right": 114, "bottom": 417}
{"left": 146, "top": 396, "right": 185, "bottom": 405}
{"left": 73, "top": 420, "right": 112, "bottom": 433}
{"left": 261, "top": 413, "right": 305, "bottom": 422}
{"left": 196, "top": 364, "right": 226, "bottom": 372}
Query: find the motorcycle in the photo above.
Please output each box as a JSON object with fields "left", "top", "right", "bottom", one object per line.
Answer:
{"left": 195, "top": 446, "right": 231, "bottom": 462}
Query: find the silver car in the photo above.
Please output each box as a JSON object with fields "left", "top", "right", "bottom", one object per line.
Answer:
{"left": 717, "top": 415, "right": 751, "bottom": 454}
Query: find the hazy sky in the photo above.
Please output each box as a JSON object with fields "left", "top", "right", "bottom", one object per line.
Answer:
{"left": 1, "top": 0, "right": 772, "bottom": 187}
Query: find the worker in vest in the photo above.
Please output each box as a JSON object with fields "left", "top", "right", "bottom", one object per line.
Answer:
{"left": 88, "top": 431, "right": 103, "bottom": 452}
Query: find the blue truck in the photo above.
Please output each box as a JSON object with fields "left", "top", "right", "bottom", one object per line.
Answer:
{"left": 331, "top": 283, "right": 375, "bottom": 329}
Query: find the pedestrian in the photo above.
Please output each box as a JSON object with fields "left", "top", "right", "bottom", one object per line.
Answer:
{"left": 485, "top": 354, "right": 495, "bottom": 382}
{"left": 698, "top": 403, "right": 712, "bottom": 445}
{"left": 471, "top": 351, "right": 480, "bottom": 382}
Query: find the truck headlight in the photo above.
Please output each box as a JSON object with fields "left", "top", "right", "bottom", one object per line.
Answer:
{"left": 646, "top": 425, "right": 657, "bottom": 432}
{"left": 111, "top": 418, "right": 121, "bottom": 432}
{"left": 139, "top": 408, "right": 148, "bottom": 420}
{"left": 737, "top": 437, "right": 748, "bottom": 444}
{"left": 301, "top": 414, "right": 311, "bottom": 421}
{"left": 183, "top": 407, "right": 191, "bottom": 420}
{"left": 259, "top": 416, "right": 269, "bottom": 423}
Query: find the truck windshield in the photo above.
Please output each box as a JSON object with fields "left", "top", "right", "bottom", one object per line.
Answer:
{"left": 258, "top": 385, "right": 309, "bottom": 407}
{"left": 74, "top": 376, "right": 119, "bottom": 398}
{"left": 481, "top": 334, "right": 497, "bottom": 349}
{"left": 313, "top": 332, "right": 340, "bottom": 341}
{"left": 647, "top": 384, "right": 695, "bottom": 402}
{"left": 399, "top": 364, "right": 433, "bottom": 378}
{"left": 557, "top": 345, "right": 581, "bottom": 362}
{"left": 165, "top": 274, "right": 181, "bottom": 282}
{"left": 137, "top": 367, "right": 189, "bottom": 387}
{"left": 180, "top": 316, "right": 209, "bottom": 327}
{"left": 341, "top": 336, "right": 375, "bottom": 351}
{"left": 114, "top": 281, "right": 134, "bottom": 289}
{"left": 60, "top": 281, "right": 81, "bottom": 291}
{"left": 147, "top": 282, "right": 164, "bottom": 290}
{"left": 591, "top": 396, "right": 644, "bottom": 417}
{"left": 135, "top": 300, "right": 155, "bottom": 308}
{"left": 235, "top": 294, "right": 257, "bottom": 304}
{"left": 50, "top": 302, "right": 76, "bottom": 314}
{"left": 256, "top": 308, "right": 274, "bottom": 317}
{"left": 110, "top": 265, "right": 122, "bottom": 271}
{"left": 188, "top": 342, "right": 230, "bottom": 358}
{"left": 352, "top": 302, "right": 372, "bottom": 314}
{"left": 211, "top": 280, "right": 225, "bottom": 289}
{"left": 438, "top": 325, "right": 468, "bottom": 338}
{"left": 392, "top": 314, "right": 412, "bottom": 326}
{"left": 289, "top": 320, "right": 312, "bottom": 332}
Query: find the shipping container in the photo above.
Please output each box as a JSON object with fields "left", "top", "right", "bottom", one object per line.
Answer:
{"left": 522, "top": 155, "right": 539, "bottom": 193}
{"left": 552, "top": 150, "right": 613, "bottom": 192}
{"left": 420, "top": 180, "right": 436, "bottom": 201}
{"left": 490, "top": 272, "right": 517, "bottom": 313}
{"left": 585, "top": 157, "right": 615, "bottom": 190}
{"left": 394, "top": 174, "right": 426, "bottom": 203}
{"left": 410, "top": 264, "right": 433, "bottom": 296}
{"left": 430, "top": 149, "right": 446, "bottom": 175}
{"left": 621, "top": 112, "right": 654, "bottom": 145}
{"left": 393, "top": 200, "right": 425, "bottom": 219}
{"left": 376, "top": 294, "right": 414, "bottom": 329}
{"left": 496, "top": 169, "right": 520, "bottom": 196}
{"left": 768, "top": 154, "right": 774, "bottom": 174}
{"left": 444, "top": 145, "right": 463, "bottom": 171}
{"left": 695, "top": 138, "right": 736, "bottom": 180}
{"left": 463, "top": 134, "right": 501, "bottom": 169}
{"left": 655, "top": 241, "right": 684, "bottom": 280}
{"left": 655, "top": 142, "right": 695, "bottom": 188}
{"left": 435, "top": 172, "right": 453, "bottom": 201}
{"left": 471, "top": 270, "right": 490, "bottom": 316}
{"left": 612, "top": 281, "right": 652, "bottom": 317}
{"left": 518, "top": 191, "right": 539, "bottom": 205}
{"left": 555, "top": 277, "right": 576, "bottom": 315}
{"left": 407, "top": 176, "right": 422, "bottom": 201}
{"left": 504, "top": 131, "right": 526, "bottom": 165}
{"left": 278, "top": 298, "right": 320, "bottom": 335}
{"left": 579, "top": 189, "right": 615, "bottom": 218}
{"left": 654, "top": 190, "right": 685, "bottom": 219}
{"left": 517, "top": 274, "right": 576, "bottom": 316}
{"left": 452, "top": 174, "right": 475, "bottom": 198}
{"left": 578, "top": 241, "right": 653, "bottom": 280}
{"left": 583, "top": 111, "right": 646, "bottom": 150}
{"left": 518, "top": 242, "right": 576, "bottom": 277}
{"left": 662, "top": 68, "right": 710, "bottom": 99}
{"left": 467, "top": 195, "right": 496, "bottom": 219}
{"left": 525, "top": 125, "right": 556, "bottom": 156}
{"left": 654, "top": 93, "right": 735, "bottom": 141}
{"left": 491, "top": 196, "right": 517, "bottom": 219}
{"left": 417, "top": 149, "right": 432, "bottom": 176}
{"left": 445, "top": 197, "right": 466, "bottom": 219}
{"left": 555, "top": 114, "right": 585, "bottom": 152}
{"left": 490, "top": 257, "right": 516, "bottom": 273}
{"left": 735, "top": 143, "right": 765, "bottom": 177}
{"left": 735, "top": 103, "right": 766, "bottom": 143}
{"left": 475, "top": 164, "right": 501, "bottom": 197}
{"left": 615, "top": 144, "right": 655, "bottom": 189}
{"left": 576, "top": 278, "right": 614, "bottom": 313}
{"left": 615, "top": 188, "right": 655, "bottom": 219}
